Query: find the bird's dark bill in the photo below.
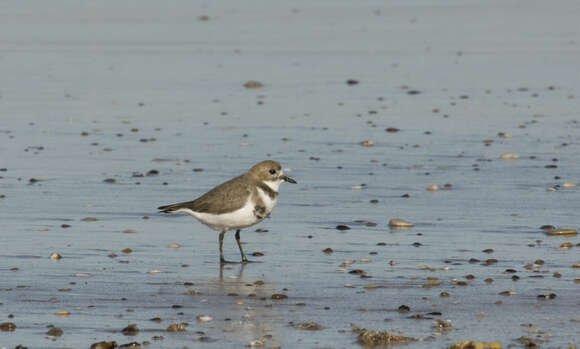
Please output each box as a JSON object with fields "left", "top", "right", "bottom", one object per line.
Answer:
{"left": 282, "top": 175, "right": 297, "bottom": 184}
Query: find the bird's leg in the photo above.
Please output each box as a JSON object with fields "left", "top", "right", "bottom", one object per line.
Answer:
{"left": 219, "top": 230, "right": 226, "bottom": 264}
{"left": 235, "top": 229, "right": 248, "bottom": 263}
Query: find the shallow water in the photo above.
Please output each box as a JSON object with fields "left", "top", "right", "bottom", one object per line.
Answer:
{"left": 1, "top": 1, "right": 580, "bottom": 348}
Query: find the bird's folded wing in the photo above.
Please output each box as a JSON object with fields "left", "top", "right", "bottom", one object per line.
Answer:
{"left": 158, "top": 175, "right": 251, "bottom": 215}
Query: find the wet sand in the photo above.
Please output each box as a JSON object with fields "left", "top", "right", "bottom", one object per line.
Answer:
{"left": 1, "top": 1, "right": 579, "bottom": 348}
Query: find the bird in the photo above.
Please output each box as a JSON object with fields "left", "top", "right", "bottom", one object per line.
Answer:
{"left": 158, "top": 160, "right": 296, "bottom": 264}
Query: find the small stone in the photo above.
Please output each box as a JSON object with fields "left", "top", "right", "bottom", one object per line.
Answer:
{"left": 389, "top": 218, "right": 414, "bottom": 228}
{"left": 50, "top": 253, "right": 62, "bottom": 260}
{"left": 244, "top": 81, "right": 264, "bottom": 88}
{"left": 323, "top": 248, "right": 334, "bottom": 254}
{"left": 123, "top": 229, "right": 137, "bottom": 234}
{"left": 346, "top": 79, "right": 359, "bottom": 85}
{"left": 290, "top": 322, "right": 324, "bottom": 330}
{"left": 90, "top": 341, "right": 117, "bottom": 349}
{"left": 61, "top": 224, "right": 71, "bottom": 228}
{"left": 252, "top": 251, "right": 264, "bottom": 257}
{"left": 169, "top": 243, "right": 180, "bottom": 248}
{"left": 75, "top": 273, "right": 92, "bottom": 278}
{"left": 122, "top": 248, "right": 133, "bottom": 254}
{"left": 46, "top": 327, "right": 63, "bottom": 337}
{"left": 546, "top": 228, "right": 577, "bottom": 236}
{"left": 271, "top": 294, "right": 288, "bottom": 300}
{"left": 385, "top": 127, "right": 400, "bottom": 133}
{"left": 500, "top": 153, "right": 519, "bottom": 159}
{"left": 450, "top": 341, "right": 502, "bottom": 349}
{"left": 55, "top": 310, "right": 70, "bottom": 316}
{"left": 248, "top": 338, "right": 266, "bottom": 347}
{"left": 352, "top": 324, "right": 415, "bottom": 345}
{"left": 81, "top": 217, "right": 98, "bottom": 222}
{"left": 166, "top": 323, "right": 188, "bottom": 332}
{"left": 397, "top": 305, "right": 410, "bottom": 313}
{"left": 146, "top": 169, "right": 159, "bottom": 176}
{"left": 562, "top": 182, "right": 577, "bottom": 187}
{"left": 103, "top": 178, "right": 116, "bottom": 183}
{"left": 336, "top": 224, "right": 350, "bottom": 230}
{"left": 427, "top": 184, "right": 439, "bottom": 191}
{"left": 499, "top": 290, "right": 516, "bottom": 296}
{"left": 360, "top": 140, "right": 375, "bottom": 147}
{"left": 197, "top": 315, "right": 212, "bottom": 323}
{"left": 540, "top": 225, "right": 555, "bottom": 230}
{"left": 0, "top": 322, "right": 16, "bottom": 331}
{"left": 440, "top": 292, "right": 450, "bottom": 297}
{"left": 122, "top": 324, "right": 139, "bottom": 336}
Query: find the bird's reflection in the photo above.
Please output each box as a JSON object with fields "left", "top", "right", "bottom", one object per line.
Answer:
{"left": 200, "top": 262, "right": 280, "bottom": 347}
{"left": 218, "top": 262, "right": 246, "bottom": 282}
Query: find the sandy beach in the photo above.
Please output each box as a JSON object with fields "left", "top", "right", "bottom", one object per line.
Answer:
{"left": 1, "top": 1, "right": 579, "bottom": 348}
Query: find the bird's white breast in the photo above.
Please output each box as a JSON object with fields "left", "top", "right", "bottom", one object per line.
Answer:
{"left": 257, "top": 185, "right": 278, "bottom": 214}
{"left": 175, "top": 195, "right": 259, "bottom": 231}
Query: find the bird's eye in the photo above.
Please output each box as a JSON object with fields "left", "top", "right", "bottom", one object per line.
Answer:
{"left": 269, "top": 169, "right": 276, "bottom": 175}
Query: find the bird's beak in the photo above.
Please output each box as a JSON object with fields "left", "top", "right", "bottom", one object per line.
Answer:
{"left": 281, "top": 175, "right": 297, "bottom": 184}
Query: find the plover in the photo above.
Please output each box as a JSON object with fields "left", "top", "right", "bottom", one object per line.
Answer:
{"left": 158, "top": 160, "right": 296, "bottom": 263}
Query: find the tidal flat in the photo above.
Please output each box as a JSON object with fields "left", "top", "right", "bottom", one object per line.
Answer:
{"left": 1, "top": 1, "right": 579, "bottom": 348}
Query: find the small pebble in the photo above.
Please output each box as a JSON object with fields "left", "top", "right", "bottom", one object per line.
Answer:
{"left": 427, "top": 184, "right": 439, "bottom": 191}
{"left": 271, "top": 294, "right": 288, "bottom": 300}
{"left": 500, "top": 153, "right": 519, "bottom": 159}
{"left": 121, "top": 324, "right": 139, "bottom": 336}
{"left": 46, "top": 327, "right": 63, "bottom": 337}
{"left": 166, "top": 323, "right": 188, "bottom": 332}
{"left": 50, "top": 253, "right": 62, "bottom": 260}
{"left": 336, "top": 224, "right": 350, "bottom": 230}
{"left": 397, "top": 305, "right": 410, "bottom": 313}
{"left": 0, "top": 322, "right": 16, "bottom": 331}
{"left": 389, "top": 218, "right": 414, "bottom": 228}
{"left": 244, "top": 81, "right": 264, "bottom": 88}
{"left": 75, "top": 273, "right": 91, "bottom": 278}
{"left": 290, "top": 322, "right": 324, "bottom": 330}
{"left": 197, "top": 315, "right": 212, "bottom": 323}
{"left": 546, "top": 228, "right": 577, "bottom": 236}
{"left": 360, "top": 140, "right": 375, "bottom": 147}
{"left": 90, "top": 341, "right": 117, "bottom": 349}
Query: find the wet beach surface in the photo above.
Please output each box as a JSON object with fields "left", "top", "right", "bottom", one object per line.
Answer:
{"left": 1, "top": 1, "right": 580, "bottom": 348}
